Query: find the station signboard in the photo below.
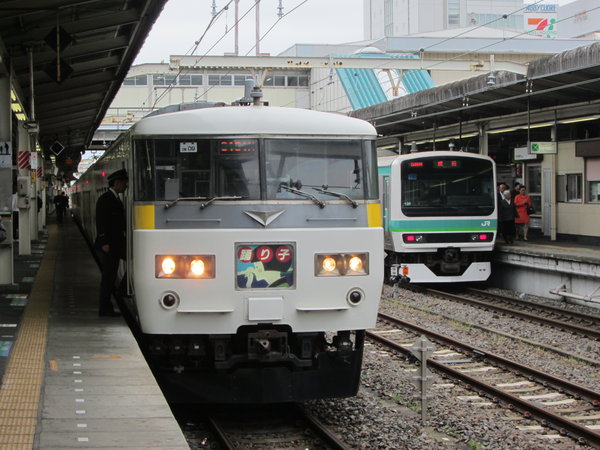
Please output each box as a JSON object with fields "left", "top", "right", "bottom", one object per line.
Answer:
{"left": 514, "top": 146, "right": 537, "bottom": 161}
{"left": 530, "top": 141, "right": 557, "bottom": 154}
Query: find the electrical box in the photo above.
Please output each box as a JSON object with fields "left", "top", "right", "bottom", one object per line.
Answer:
{"left": 17, "top": 177, "right": 30, "bottom": 197}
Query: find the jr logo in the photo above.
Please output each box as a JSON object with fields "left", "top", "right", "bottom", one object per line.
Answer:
{"left": 481, "top": 220, "right": 491, "bottom": 227}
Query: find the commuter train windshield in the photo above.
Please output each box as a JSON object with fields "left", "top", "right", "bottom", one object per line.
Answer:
{"left": 400, "top": 156, "right": 494, "bottom": 217}
{"left": 134, "top": 138, "right": 378, "bottom": 201}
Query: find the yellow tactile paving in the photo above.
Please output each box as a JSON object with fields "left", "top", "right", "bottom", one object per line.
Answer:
{"left": 0, "top": 225, "right": 57, "bottom": 449}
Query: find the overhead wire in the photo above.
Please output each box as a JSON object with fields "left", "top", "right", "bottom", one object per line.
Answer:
{"left": 312, "top": 5, "right": 599, "bottom": 111}
{"left": 195, "top": 0, "right": 310, "bottom": 100}
{"left": 287, "top": 1, "right": 548, "bottom": 110}
{"left": 151, "top": 0, "right": 258, "bottom": 108}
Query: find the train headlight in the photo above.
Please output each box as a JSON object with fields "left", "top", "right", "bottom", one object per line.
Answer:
{"left": 348, "top": 256, "right": 363, "bottom": 272}
{"left": 315, "top": 253, "right": 369, "bottom": 276}
{"left": 161, "top": 257, "right": 176, "bottom": 275}
{"left": 155, "top": 255, "right": 215, "bottom": 278}
{"left": 190, "top": 259, "right": 205, "bottom": 276}
{"left": 323, "top": 257, "right": 337, "bottom": 272}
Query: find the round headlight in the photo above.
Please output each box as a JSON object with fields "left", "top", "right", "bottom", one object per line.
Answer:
{"left": 190, "top": 258, "right": 205, "bottom": 276}
{"left": 348, "top": 256, "right": 363, "bottom": 272}
{"left": 322, "top": 256, "right": 337, "bottom": 272}
{"left": 162, "top": 257, "right": 176, "bottom": 275}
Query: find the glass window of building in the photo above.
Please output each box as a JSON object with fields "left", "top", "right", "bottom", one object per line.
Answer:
{"left": 208, "top": 74, "right": 220, "bottom": 86}
{"left": 447, "top": 0, "right": 460, "bottom": 27}
{"left": 153, "top": 74, "right": 166, "bottom": 85}
{"left": 263, "top": 76, "right": 274, "bottom": 86}
{"left": 298, "top": 75, "right": 309, "bottom": 87}
{"left": 124, "top": 75, "right": 148, "bottom": 85}
{"left": 567, "top": 173, "right": 582, "bottom": 202}
{"left": 191, "top": 74, "right": 203, "bottom": 85}
{"left": 178, "top": 74, "right": 191, "bottom": 85}
{"left": 586, "top": 158, "right": 600, "bottom": 203}
{"left": 287, "top": 76, "right": 298, "bottom": 86}
{"left": 220, "top": 75, "right": 232, "bottom": 86}
{"left": 274, "top": 75, "right": 285, "bottom": 86}
{"left": 234, "top": 75, "right": 252, "bottom": 85}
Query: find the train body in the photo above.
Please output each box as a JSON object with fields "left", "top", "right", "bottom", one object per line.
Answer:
{"left": 71, "top": 105, "right": 384, "bottom": 403}
{"left": 378, "top": 151, "right": 497, "bottom": 283}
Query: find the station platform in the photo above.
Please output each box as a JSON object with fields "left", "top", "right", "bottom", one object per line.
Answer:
{"left": 0, "top": 218, "right": 188, "bottom": 449}
{"left": 492, "top": 236, "right": 600, "bottom": 307}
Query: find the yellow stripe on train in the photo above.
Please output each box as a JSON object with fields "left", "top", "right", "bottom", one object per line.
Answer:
{"left": 366, "top": 203, "right": 382, "bottom": 228}
{"left": 134, "top": 205, "right": 155, "bottom": 230}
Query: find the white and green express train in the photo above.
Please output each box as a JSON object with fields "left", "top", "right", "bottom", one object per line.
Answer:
{"left": 72, "top": 104, "right": 384, "bottom": 403}
{"left": 378, "top": 151, "right": 497, "bottom": 283}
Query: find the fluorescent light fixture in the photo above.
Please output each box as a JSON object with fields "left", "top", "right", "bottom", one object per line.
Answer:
{"left": 559, "top": 115, "right": 600, "bottom": 124}
{"left": 528, "top": 122, "right": 553, "bottom": 129}
{"left": 487, "top": 127, "right": 518, "bottom": 134}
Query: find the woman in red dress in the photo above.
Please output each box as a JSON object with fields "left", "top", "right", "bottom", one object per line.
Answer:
{"left": 514, "top": 186, "right": 532, "bottom": 241}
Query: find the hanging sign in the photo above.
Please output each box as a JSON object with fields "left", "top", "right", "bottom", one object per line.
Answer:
{"left": 0, "top": 141, "right": 11, "bottom": 168}
{"left": 530, "top": 141, "right": 557, "bottom": 154}
{"left": 514, "top": 146, "right": 537, "bottom": 161}
{"left": 30, "top": 152, "right": 38, "bottom": 170}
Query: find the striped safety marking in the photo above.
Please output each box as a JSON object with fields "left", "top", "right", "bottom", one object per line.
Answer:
{"left": 0, "top": 226, "right": 56, "bottom": 448}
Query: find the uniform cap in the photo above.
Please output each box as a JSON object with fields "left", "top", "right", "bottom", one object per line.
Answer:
{"left": 107, "top": 169, "right": 128, "bottom": 182}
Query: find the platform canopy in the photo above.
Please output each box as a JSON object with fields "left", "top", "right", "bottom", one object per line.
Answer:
{"left": 351, "top": 42, "right": 600, "bottom": 140}
{"left": 0, "top": 0, "right": 168, "bottom": 180}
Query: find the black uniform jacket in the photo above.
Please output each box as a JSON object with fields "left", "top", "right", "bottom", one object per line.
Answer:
{"left": 498, "top": 199, "right": 517, "bottom": 222}
{"left": 95, "top": 190, "right": 126, "bottom": 259}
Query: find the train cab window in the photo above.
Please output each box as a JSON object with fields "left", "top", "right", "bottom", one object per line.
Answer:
{"left": 214, "top": 139, "right": 260, "bottom": 199}
{"left": 264, "top": 139, "right": 374, "bottom": 201}
{"left": 400, "top": 156, "right": 495, "bottom": 217}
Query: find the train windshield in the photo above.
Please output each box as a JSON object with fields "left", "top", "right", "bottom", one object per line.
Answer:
{"left": 400, "top": 156, "right": 495, "bottom": 217}
{"left": 264, "top": 139, "right": 377, "bottom": 200}
{"left": 134, "top": 138, "right": 377, "bottom": 201}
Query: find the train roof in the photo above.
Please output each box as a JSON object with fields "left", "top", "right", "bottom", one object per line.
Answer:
{"left": 130, "top": 106, "right": 377, "bottom": 137}
{"left": 378, "top": 151, "right": 494, "bottom": 168}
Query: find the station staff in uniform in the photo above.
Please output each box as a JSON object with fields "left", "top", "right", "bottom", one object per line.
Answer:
{"left": 96, "top": 169, "right": 128, "bottom": 316}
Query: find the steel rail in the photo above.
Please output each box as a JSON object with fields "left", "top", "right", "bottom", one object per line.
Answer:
{"left": 205, "top": 416, "right": 236, "bottom": 450}
{"left": 421, "top": 287, "right": 600, "bottom": 340}
{"left": 466, "top": 287, "right": 600, "bottom": 324}
{"left": 293, "top": 403, "right": 352, "bottom": 450}
{"left": 206, "top": 405, "right": 350, "bottom": 450}
{"left": 376, "top": 312, "right": 600, "bottom": 403}
{"left": 368, "top": 313, "right": 600, "bottom": 448}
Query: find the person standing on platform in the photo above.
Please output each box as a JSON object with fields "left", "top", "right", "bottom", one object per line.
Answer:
{"left": 95, "top": 169, "right": 128, "bottom": 317}
{"left": 496, "top": 182, "right": 507, "bottom": 206}
{"left": 54, "top": 191, "right": 69, "bottom": 224}
{"left": 514, "top": 186, "right": 532, "bottom": 241}
{"left": 499, "top": 190, "right": 517, "bottom": 244}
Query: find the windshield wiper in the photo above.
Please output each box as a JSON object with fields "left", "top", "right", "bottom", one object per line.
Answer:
{"left": 313, "top": 187, "right": 358, "bottom": 208}
{"left": 279, "top": 185, "right": 325, "bottom": 209}
{"left": 200, "top": 196, "right": 243, "bottom": 210}
{"left": 164, "top": 196, "right": 209, "bottom": 209}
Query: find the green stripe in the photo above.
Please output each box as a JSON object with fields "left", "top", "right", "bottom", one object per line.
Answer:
{"left": 389, "top": 218, "right": 497, "bottom": 232}
{"left": 378, "top": 167, "right": 391, "bottom": 175}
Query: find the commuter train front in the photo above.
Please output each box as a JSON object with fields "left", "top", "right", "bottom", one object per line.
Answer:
{"left": 73, "top": 105, "right": 383, "bottom": 403}
{"left": 378, "top": 151, "right": 497, "bottom": 283}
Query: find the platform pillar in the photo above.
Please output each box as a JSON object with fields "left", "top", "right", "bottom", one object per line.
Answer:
{"left": 479, "top": 123, "right": 488, "bottom": 155}
{"left": 17, "top": 123, "right": 31, "bottom": 255}
{"left": 0, "top": 73, "right": 14, "bottom": 285}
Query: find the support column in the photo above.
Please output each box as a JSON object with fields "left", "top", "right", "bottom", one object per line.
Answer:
{"left": 17, "top": 123, "right": 31, "bottom": 255}
{"left": 38, "top": 165, "right": 45, "bottom": 231}
{"left": 0, "top": 74, "right": 14, "bottom": 285}
{"left": 479, "top": 123, "right": 489, "bottom": 155}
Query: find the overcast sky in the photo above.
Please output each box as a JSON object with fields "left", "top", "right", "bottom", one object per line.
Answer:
{"left": 134, "top": 0, "right": 578, "bottom": 64}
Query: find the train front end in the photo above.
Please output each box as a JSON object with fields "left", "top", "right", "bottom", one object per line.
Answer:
{"left": 128, "top": 107, "right": 383, "bottom": 403}
{"left": 380, "top": 151, "right": 497, "bottom": 283}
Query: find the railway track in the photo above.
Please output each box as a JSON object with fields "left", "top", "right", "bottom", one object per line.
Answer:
{"left": 411, "top": 286, "right": 600, "bottom": 340}
{"left": 368, "top": 312, "right": 600, "bottom": 448}
{"left": 204, "top": 403, "right": 350, "bottom": 450}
